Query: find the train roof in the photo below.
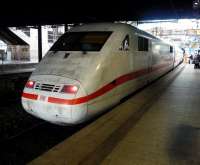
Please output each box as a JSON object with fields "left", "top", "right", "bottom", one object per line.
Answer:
{"left": 69, "top": 23, "right": 170, "bottom": 45}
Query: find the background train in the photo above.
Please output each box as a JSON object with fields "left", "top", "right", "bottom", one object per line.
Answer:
{"left": 21, "top": 23, "right": 183, "bottom": 125}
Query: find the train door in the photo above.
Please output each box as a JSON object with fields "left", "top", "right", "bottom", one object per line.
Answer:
{"left": 147, "top": 39, "right": 153, "bottom": 81}
{"left": 133, "top": 36, "right": 150, "bottom": 87}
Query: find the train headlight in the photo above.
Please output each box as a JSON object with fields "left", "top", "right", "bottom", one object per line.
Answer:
{"left": 61, "top": 85, "right": 78, "bottom": 94}
{"left": 25, "top": 80, "right": 35, "bottom": 89}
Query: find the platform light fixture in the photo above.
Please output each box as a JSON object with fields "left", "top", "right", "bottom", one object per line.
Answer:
{"left": 193, "top": 0, "right": 200, "bottom": 9}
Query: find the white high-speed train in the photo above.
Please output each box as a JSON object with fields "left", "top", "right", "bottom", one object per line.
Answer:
{"left": 21, "top": 23, "right": 183, "bottom": 125}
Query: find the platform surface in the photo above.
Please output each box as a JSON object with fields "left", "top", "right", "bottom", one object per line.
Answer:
{"left": 0, "top": 62, "right": 36, "bottom": 76}
{"left": 30, "top": 64, "right": 200, "bottom": 165}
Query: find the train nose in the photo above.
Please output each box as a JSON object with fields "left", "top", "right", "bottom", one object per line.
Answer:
{"left": 22, "top": 75, "right": 88, "bottom": 125}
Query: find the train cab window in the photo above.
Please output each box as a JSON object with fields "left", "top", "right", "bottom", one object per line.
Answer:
{"left": 170, "top": 46, "right": 173, "bottom": 53}
{"left": 138, "top": 36, "right": 148, "bottom": 51}
{"left": 120, "top": 35, "right": 129, "bottom": 51}
{"left": 50, "top": 32, "right": 112, "bottom": 52}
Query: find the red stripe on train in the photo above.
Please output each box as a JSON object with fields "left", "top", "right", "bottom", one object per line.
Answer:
{"left": 22, "top": 92, "right": 38, "bottom": 100}
{"left": 22, "top": 63, "right": 170, "bottom": 105}
{"left": 48, "top": 67, "right": 150, "bottom": 105}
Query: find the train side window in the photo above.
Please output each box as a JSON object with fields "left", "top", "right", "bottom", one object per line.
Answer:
{"left": 170, "top": 46, "right": 173, "bottom": 53}
{"left": 138, "top": 36, "right": 148, "bottom": 51}
{"left": 120, "top": 35, "right": 129, "bottom": 51}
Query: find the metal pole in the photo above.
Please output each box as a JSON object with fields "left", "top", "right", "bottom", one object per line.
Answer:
{"left": 64, "top": 24, "right": 68, "bottom": 32}
{"left": 38, "top": 25, "right": 42, "bottom": 62}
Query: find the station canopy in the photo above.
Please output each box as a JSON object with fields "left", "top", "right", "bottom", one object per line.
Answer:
{"left": 0, "top": 0, "right": 198, "bottom": 27}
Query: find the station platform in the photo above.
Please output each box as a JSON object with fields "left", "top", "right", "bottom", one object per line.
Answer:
{"left": 0, "top": 62, "right": 36, "bottom": 78}
{"left": 30, "top": 64, "right": 200, "bottom": 165}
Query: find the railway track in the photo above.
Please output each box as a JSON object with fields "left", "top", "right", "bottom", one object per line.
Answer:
{"left": 0, "top": 119, "right": 82, "bottom": 165}
{"left": 0, "top": 121, "right": 46, "bottom": 143}
{"left": 0, "top": 97, "right": 84, "bottom": 165}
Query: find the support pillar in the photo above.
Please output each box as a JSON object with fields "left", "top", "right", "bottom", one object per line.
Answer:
{"left": 38, "top": 25, "right": 42, "bottom": 62}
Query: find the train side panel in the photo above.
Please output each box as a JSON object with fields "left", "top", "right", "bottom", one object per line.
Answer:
{"left": 148, "top": 41, "right": 174, "bottom": 82}
{"left": 87, "top": 27, "right": 176, "bottom": 120}
{"left": 174, "top": 47, "right": 183, "bottom": 67}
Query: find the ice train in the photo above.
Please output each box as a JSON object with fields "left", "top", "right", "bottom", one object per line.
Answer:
{"left": 21, "top": 23, "right": 183, "bottom": 125}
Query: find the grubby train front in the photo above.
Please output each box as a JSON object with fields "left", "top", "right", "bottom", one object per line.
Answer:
{"left": 21, "top": 25, "right": 115, "bottom": 125}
